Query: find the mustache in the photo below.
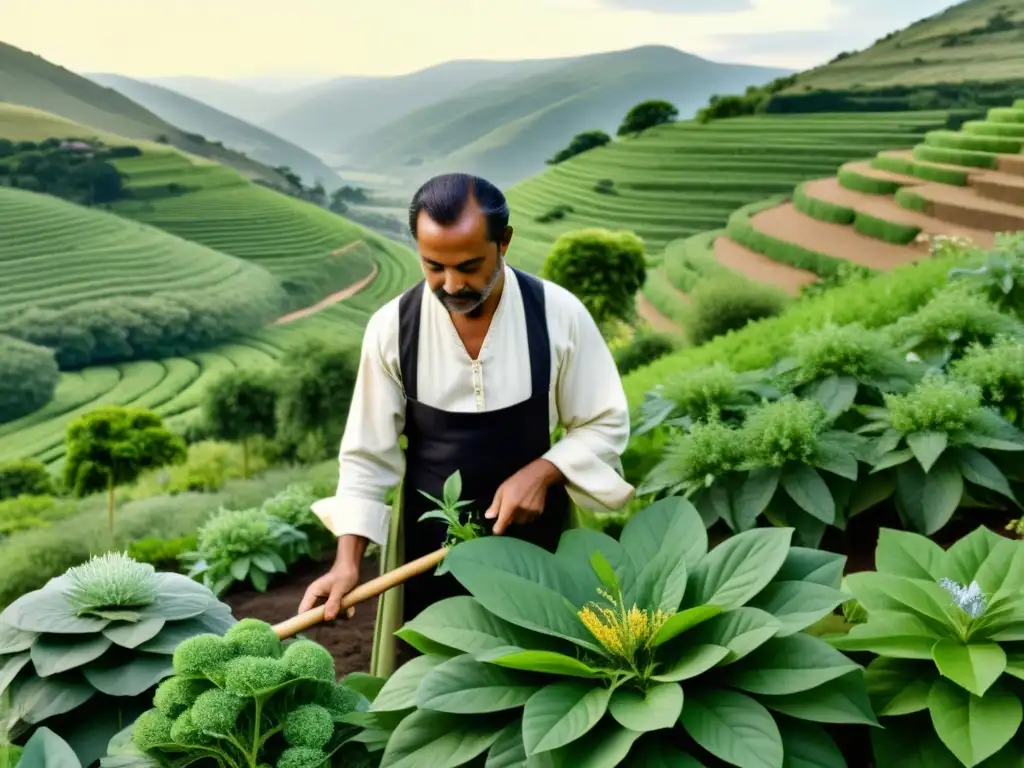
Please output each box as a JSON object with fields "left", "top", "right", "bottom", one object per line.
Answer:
{"left": 434, "top": 287, "right": 482, "bottom": 302}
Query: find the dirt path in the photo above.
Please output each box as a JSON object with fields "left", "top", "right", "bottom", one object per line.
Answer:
{"left": 713, "top": 235, "right": 818, "bottom": 296}
{"left": 274, "top": 263, "right": 379, "bottom": 325}
{"left": 803, "top": 177, "right": 995, "bottom": 244}
{"left": 750, "top": 203, "right": 925, "bottom": 270}
{"left": 636, "top": 292, "right": 681, "bottom": 334}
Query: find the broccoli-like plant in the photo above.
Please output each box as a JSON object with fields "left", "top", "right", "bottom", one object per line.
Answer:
{"left": 180, "top": 507, "right": 307, "bottom": 595}
{"left": 128, "top": 619, "right": 372, "bottom": 768}
{"left": 0, "top": 552, "right": 234, "bottom": 766}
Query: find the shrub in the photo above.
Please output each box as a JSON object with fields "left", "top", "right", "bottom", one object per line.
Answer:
{"left": 948, "top": 232, "right": 1024, "bottom": 316}
{"left": 0, "top": 494, "right": 76, "bottom": 538}
{"left": 0, "top": 334, "right": 59, "bottom": 423}
{"left": 127, "top": 534, "right": 198, "bottom": 572}
{"left": 261, "top": 483, "right": 335, "bottom": 560}
{"left": 541, "top": 228, "right": 647, "bottom": 329}
{"left": 126, "top": 441, "right": 268, "bottom": 500}
{"left": 63, "top": 406, "right": 187, "bottom": 531}
{"left": 0, "top": 552, "right": 235, "bottom": 765}
{"left": 373, "top": 498, "right": 875, "bottom": 765}
{"left": 685, "top": 277, "right": 788, "bottom": 346}
{"left": 546, "top": 130, "right": 611, "bottom": 165}
{"left": 612, "top": 330, "right": 676, "bottom": 375}
{"left": 0, "top": 459, "right": 54, "bottom": 500}
{"left": 830, "top": 527, "right": 1024, "bottom": 766}
{"left": 200, "top": 368, "right": 279, "bottom": 478}
{"left": 533, "top": 203, "right": 574, "bottom": 223}
{"left": 128, "top": 620, "right": 372, "bottom": 766}
{"left": 617, "top": 99, "right": 679, "bottom": 135}
{"left": 950, "top": 335, "right": 1024, "bottom": 426}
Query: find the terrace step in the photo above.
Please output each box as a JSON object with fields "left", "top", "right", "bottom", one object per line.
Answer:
{"left": 841, "top": 160, "right": 922, "bottom": 187}
{"left": 801, "top": 177, "right": 994, "bottom": 245}
{"left": 713, "top": 235, "right": 817, "bottom": 296}
{"left": 900, "top": 183, "right": 1024, "bottom": 233}
{"left": 971, "top": 174, "right": 1024, "bottom": 207}
{"left": 748, "top": 203, "right": 924, "bottom": 271}
{"left": 998, "top": 155, "right": 1024, "bottom": 178}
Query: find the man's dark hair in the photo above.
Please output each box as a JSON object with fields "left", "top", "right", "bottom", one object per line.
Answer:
{"left": 408, "top": 173, "right": 509, "bottom": 243}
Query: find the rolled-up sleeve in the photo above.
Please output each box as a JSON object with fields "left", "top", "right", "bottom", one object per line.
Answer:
{"left": 311, "top": 306, "right": 406, "bottom": 546}
{"left": 543, "top": 299, "right": 635, "bottom": 512}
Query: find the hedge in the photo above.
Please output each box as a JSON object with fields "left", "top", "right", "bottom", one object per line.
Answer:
{"left": 793, "top": 184, "right": 922, "bottom": 245}
{"left": 871, "top": 155, "right": 969, "bottom": 186}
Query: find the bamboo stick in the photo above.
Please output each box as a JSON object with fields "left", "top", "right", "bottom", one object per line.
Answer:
{"left": 272, "top": 547, "right": 449, "bottom": 639}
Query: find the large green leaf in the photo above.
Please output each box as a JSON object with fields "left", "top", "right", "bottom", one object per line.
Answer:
{"left": 393, "top": 629, "right": 461, "bottom": 658}
{"left": 547, "top": 720, "right": 643, "bottom": 768}
{"left": 981, "top": 597, "right": 1024, "bottom": 642}
{"left": 619, "top": 496, "right": 707, "bottom": 577}
{"left": 476, "top": 647, "right": 604, "bottom": 679}
{"left": 689, "top": 607, "right": 782, "bottom": 665}
{"left": 3, "top": 586, "right": 108, "bottom": 635}
{"left": 827, "top": 611, "right": 943, "bottom": 659}
{"left": 932, "top": 639, "right": 1006, "bottom": 697}
{"left": 954, "top": 447, "right": 1018, "bottom": 503}
{"left": 0, "top": 650, "right": 30, "bottom": 694}
{"left": 747, "top": 582, "right": 849, "bottom": 637}
{"left": 17, "top": 727, "right": 81, "bottom": 768}
{"left": 921, "top": 454, "right": 965, "bottom": 535}
{"left": 623, "top": 741, "right": 704, "bottom": 767}
{"left": 842, "top": 571, "right": 953, "bottom": 630}
{"left": 652, "top": 643, "right": 730, "bottom": 682}
{"left": 445, "top": 539, "right": 599, "bottom": 651}
{"left": 555, "top": 529, "right": 634, "bottom": 604}
{"left": 0, "top": 619, "right": 35, "bottom": 654}
{"left": 732, "top": 468, "right": 782, "bottom": 531}
{"left": 776, "top": 717, "right": 846, "bottom": 768}
{"left": 521, "top": 681, "right": 611, "bottom": 755}
{"left": 806, "top": 375, "right": 858, "bottom": 417}
{"left": 631, "top": 548, "right": 689, "bottom": 616}
{"left": 103, "top": 618, "right": 166, "bottom": 650}
{"left": 372, "top": 655, "right": 446, "bottom": 712}
{"left": 29, "top": 633, "right": 113, "bottom": 677}
{"left": 134, "top": 608, "right": 235, "bottom": 655}
{"left": 781, "top": 465, "right": 835, "bottom": 524}
{"left": 82, "top": 654, "right": 172, "bottom": 696}
{"left": 942, "top": 526, "right": 1020, "bottom": 597}
{"left": 908, "top": 432, "right": 948, "bottom": 473}
{"left": 399, "top": 596, "right": 559, "bottom": 657}
{"left": 608, "top": 682, "right": 683, "bottom": 732}
{"left": 771, "top": 547, "right": 845, "bottom": 590}
{"left": 650, "top": 606, "right": 722, "bottom": 647}
{"left": 758, "top": 671, "right": 879, "bottom": 726}
{"left": 727, "top": 634, "right": 860, "bottom": 696}
{"left": 483, "top": 720, "right": 530, "bottom": 768}
{"left": 378, "top": 710, "right": 507, "bottom": 768}
{"left": 417, "top": 654, "right": 542, "bottom": 713}
{"left": 928, "top": 678, "right": 1022, "bottom": 767}
{"left": 680, "top": 688, "right": 783, "bottom": 768}
{"left": 10, "top": 675, "right": 96, "bottom": 723}
{"left": 687, "top": 528, "right": 793, "bottom": 611}
{"left": 864, "top": 657, "right": 935, "bottom": 716}
{"left": 875, "top": 528, "right": 945, "bottom": 580}
{"left": 147, "top": 574, "right": 218, "bottom": 621}
{"left": 870, "top": 724, "right": 964, "bottom": 768}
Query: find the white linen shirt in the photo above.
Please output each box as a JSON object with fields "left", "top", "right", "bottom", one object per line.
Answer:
{"left": 311, "top": 265, "right": 635, "bottom": 546}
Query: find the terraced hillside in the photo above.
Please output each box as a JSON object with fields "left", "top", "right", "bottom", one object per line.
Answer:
{"left": 505, "top": 110, "right": 957, "bottom": 325}
{"left": 655, "top": 99, "right": 1024, "bottom": 330}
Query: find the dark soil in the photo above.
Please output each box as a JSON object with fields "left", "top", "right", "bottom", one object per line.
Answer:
{"left": 222, "top": 554, "right": 381, "bottom": 678}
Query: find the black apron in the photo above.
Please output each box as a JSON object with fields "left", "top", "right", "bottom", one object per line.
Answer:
{"left": 396, "top": 268, "right": 571, "bottom": 630}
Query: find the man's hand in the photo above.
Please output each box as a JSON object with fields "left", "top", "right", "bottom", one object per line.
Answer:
{"left": 485, "top": 458, "right": 565, "bottom": 535}
{"left": 298, "top": 563, "right": 360, "bottom": 621}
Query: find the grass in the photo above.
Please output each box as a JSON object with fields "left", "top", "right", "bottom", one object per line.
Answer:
{"left": 784, "top": 0, "right": 1024, "bottom": 91}
{"left": 504, "top": 111, "right": 952, "bottom": 275}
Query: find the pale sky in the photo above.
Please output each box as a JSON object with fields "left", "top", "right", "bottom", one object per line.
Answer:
{"left": 4, "top": 0, "right": 955, "bottom": 79}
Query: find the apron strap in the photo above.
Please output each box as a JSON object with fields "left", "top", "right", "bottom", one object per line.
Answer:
{"left": 397, "top": 280, "right": 425, "bottom": 402}
{"left": 512, "top": 268, "right": 551, "bottom": 399}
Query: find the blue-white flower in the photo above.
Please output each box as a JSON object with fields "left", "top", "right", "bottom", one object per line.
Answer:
{"left": 939, "top": 577, "right": 986, "bottom": 619}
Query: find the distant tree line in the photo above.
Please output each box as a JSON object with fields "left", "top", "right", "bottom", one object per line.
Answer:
{"left": 0, "top": 137, "right": 139, "bottom": 205}
{"left": 0, "top": 276, "right": 285, "bottom": 371}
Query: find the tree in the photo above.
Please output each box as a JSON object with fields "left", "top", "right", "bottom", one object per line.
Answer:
{"left": 541, "top": 229, "right": 647, "bottom": 329}
{"left": 547, "top": 130, "right": 611, "bottom": 165}
{"left": 201, "top": 369, "right": 279, "bottom": 477}
{"left": 63, "top": 406, "right": 187, "bottom": 531}
{"left": 0, "top": 334, "right": 60, "bottom": 423}
{"left": 617, "top": 100, "right": 679, "bottom": 136}
{"left": 276, "top": 339, "right": 360, "bottom": 461}
{"left": 0, "top": 459, "right": 54, "bottom": 500}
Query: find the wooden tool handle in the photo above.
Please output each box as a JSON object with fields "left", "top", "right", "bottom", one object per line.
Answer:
{"left": 272, "top": 547, "right": 449, "bottom": 639}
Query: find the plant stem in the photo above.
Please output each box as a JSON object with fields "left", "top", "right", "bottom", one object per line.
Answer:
{"left": 250, "top": 698, "right": 264, "bottom": 767}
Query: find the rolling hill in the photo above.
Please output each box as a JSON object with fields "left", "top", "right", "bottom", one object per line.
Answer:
{"left": 782, "top": 0, "right": 1024, "bottom": 94}
{"left": 341, "top": 46, "right": 792, "bottom": 185}
{"left": 0, "top": 41, "right": 288, "bottom": 185}
{"left": 87, "top": 74, "right": 345, "bottom": 188}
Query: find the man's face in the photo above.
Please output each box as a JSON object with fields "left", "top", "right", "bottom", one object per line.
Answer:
{"left": 416, "top": 200, "right": 511, "bottom": 318}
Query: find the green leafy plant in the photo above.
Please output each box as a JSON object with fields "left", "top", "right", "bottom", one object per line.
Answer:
{"left": 369, "top": 497, "right": 876, "bottom": 766}
{"left": 829, "top": 526, "right": 1024, "bottom": 766}
{"left": 948, "top": 233, "right": 1024, "bottom": 316}
{"left": 0, "top": 495, "right": 76, "bottom": 539}
{"left": 0, "top": 552, "right": 235, "bottom": 765}
{"left": 951, "top": 335, "right": 1024, "bottom": 427}
{"left": 0, "top": 460, "right": 54, "bottom": 501}
{"left": 417, "top": 471, "right": 483, "bottom": 575}
{"left": 856, "top": 374, "right": 1023, "bottom": 534}
{"left": 127, "top": 535, "right": 199, "bottom": 573}
{"left": 261, "top": 484, "right": 335, "bottom": 561}
{"left": 180, "top": 507, "right": 307, "bottom": 596}
{"left": 127, "top": 619, "right": 374, "bottom": 767}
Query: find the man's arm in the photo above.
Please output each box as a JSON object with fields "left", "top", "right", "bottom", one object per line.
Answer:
{"left": 542, "top": 299, "right": 635, "bottom": 511}
{"left": 310, "top": 307, "right": 406, "bottom": 547}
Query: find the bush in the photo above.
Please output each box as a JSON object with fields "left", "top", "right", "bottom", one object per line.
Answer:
{"left": 685, "top": 276, "right": 788, "bottom": 346}
{"left": 541, "top": 228, "right": 647, "bottom": 329}
{"left": 0, "top": 334, "right": 59, "bottom": 423}
{"left": 547, "top": 130, "right": 611, "bottom": 164}
{"left": 200, "top": 369, "right": 279, "bottom": 477}
{"left": 127, "top": 534, "right": 198, "bottom": 572}
{"left": 374, "top": 498, "right": 874, "bottom": 764}
{"left": 0, "top": 459, "right": 54, "bottom": 500}
{"left": 126, "top": 440, "right": 268, "bottom": 500}
{"left": 533, "top": 203, "right": 574, "bottom": 223}
{"left": 612, "top": 330, "right": 677, "bottom": 375}
{"left": 617, "top": 99, "right": 679, "bottom": 135}
{"left": 0, "top": 494, "right": 76, "bottom": 538}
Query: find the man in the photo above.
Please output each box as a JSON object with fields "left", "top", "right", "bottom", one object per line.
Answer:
{"left": 298, "top": 172, "right": 634, "bottom": 674}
